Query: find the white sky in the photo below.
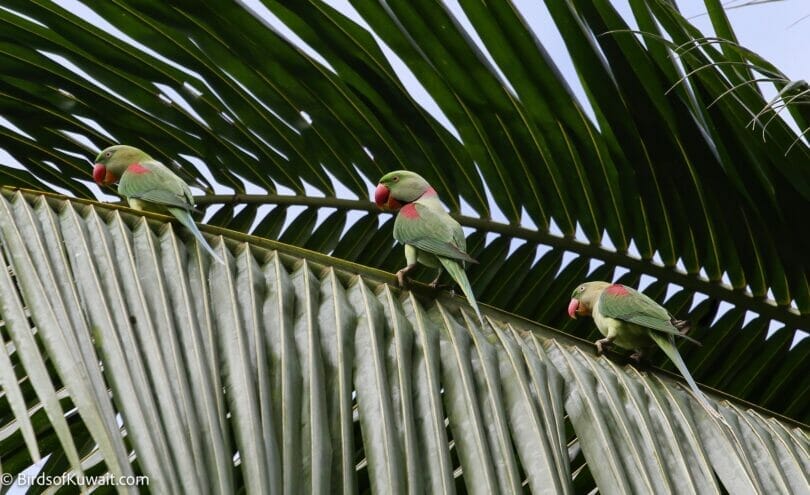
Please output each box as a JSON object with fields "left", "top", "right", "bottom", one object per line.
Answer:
{"left": 316, "top": 0, "right": 809, "bottom": 142}
{"left": 280, "top": 0, "right": 810, "bottom": 342}
{"left": 52, "top": 0, "right": 810, "bottom": 341}
{"left": 678, "top": 0, "right": 809, "bottom": 82}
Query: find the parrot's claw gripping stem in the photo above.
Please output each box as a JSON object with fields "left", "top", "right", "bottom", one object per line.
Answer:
{"left": 396, "top": 264, "right": 417, "bottom": 288}
{"left": 595, "top": 338, "right": 613, "bottom": 355}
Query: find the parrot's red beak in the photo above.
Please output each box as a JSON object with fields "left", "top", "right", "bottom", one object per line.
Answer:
{"left": 92, "top": 164, "right": 105, "bottom": 184}
{"left": 374, "top": 183, "right": 389, "bottom": 207}
{"left": 567, "top": 298, "right": 580, "bottom": 319}
{"left": 93, "top": 164, "right": 116, "bottom": 185}
{"left": 374, "top": 184, "right": 404, "bottom": 211}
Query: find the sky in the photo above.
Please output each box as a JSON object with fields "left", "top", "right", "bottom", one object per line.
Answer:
{"left": 0, "top": 1, "right": 800, "bottom": 316}
{"left": 2, "top": 1, "right": 808, "bottom": 336}
{"left": 311, "top": 0, "right": 810, "bottom": 144}
{"left": 307, "top": 0, "right": 808, "bottom": 337}
{"left": 12, "top": 0, "right": 805, "bottom": 331}
{"left": 679, "top": 0, "right": 809, "bottom": 81}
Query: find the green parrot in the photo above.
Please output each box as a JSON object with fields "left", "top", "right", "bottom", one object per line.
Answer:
{"left": 374, "top": 170, "right": 483, "bottom": 326}
{"left": 568, "top": 281, "right": 716, "bottom": 413}
{"left": 92, "top": 145, "right": 223, "bottom": 264}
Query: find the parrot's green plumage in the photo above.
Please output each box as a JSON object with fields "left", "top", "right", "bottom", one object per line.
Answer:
{"left": 92, "top": 145, "right": 223, "bottom": 264}
{"left": 375, "top": 171, "right": 483, "bottom": 326}
{"left": 568, "top": 281, "right": 718, "bottom": 415}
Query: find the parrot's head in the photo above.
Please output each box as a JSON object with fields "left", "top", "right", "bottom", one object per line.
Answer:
{"left": 568, "top": 281, "right": 611, "bottom": 319}
{"left": 93, "top": 145, "right": 151, "bottom": 185}
{"left": 374, "top": 170, "right": 432, "bottom": 211}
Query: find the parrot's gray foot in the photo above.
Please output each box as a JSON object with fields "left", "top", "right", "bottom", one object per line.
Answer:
{"left": 629, "top": 351, "right": 646, "bottom": 365}
{"left": 396, "top": 264, "right": 417, "bottom": 288}
{"left": 428, "top": 281, "right": 451, "bottom": 290}
{"left": 595, "top": 338, "right": 613, "bottom": 355}
{"left": 428, "top": 270, "right": 449, "bottom": 289}
{"left": 671, "top": 318, "right": 691, "bottom": 334}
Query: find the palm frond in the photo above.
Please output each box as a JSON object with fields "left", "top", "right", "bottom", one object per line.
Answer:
{"left": 0, "top": 191, "right": 806, "bottom": 493}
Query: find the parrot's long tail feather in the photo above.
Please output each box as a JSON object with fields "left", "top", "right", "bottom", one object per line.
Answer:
{"left": 674, "top": 331, "right": 701, "bottom": 345}
{"left": 169, "top": 208, "right": 225, "bottom": 264}
{"left": 439, "top": 257, "right": 484, "bottom": 327}
{"left": 649, "top": 333, "right": 722, "bottom": 420}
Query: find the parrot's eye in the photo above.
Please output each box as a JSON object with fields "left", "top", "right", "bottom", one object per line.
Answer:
{"left": 392, "top": 176, "right": 399, "bottom": 182}
{"left": 578, "top": 286, "right": 585, "bottom": 292}
{"left": 104, "top": 151, "right": 112, "bottom": 158}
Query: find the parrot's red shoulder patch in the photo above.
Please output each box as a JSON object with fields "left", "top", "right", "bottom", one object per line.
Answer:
{"left": 605, "top": 284, "right": 629, "bottom": 296}
{"left": 128, "top": 163, "right": 150, "bottom": 175}
{"left": 400, "top": 203, "right": 420, "bottom": 219}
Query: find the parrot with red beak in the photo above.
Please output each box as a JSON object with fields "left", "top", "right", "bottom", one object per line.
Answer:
{"left": 374, "top": 171, "right": 483, "bottom": 326}
{"left": 93, "top": 145, "right": 223, "bottom": 264}
{"left": 568, "top": 281, "right": 716, "bottom": 413}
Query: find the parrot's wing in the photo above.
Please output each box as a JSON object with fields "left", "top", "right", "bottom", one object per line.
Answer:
{"left": 119, "top": 160, "right": 195, "bottom": 211}
{"left": 393, "top": 203, "right": 477, "bottom": 263}
{"left": 599, "top": 285, "right": 699, "bottom": 342}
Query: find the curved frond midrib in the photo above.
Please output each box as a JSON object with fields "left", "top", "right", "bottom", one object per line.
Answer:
{"left": 18, "top": 186, "right": 804, "bottom": 328}
{"left": 187, "top": 191, "right": 804, "bottom": 327}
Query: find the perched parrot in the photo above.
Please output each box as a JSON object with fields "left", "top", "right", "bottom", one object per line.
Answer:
{"left": 374, "top": 171, "right": 483, "bottom": 326}
{"left": 568, "top": 281, "right": 717, "bottom": 414}
{"left": 92, "top": 145, "right": 223, "bottom": 264}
